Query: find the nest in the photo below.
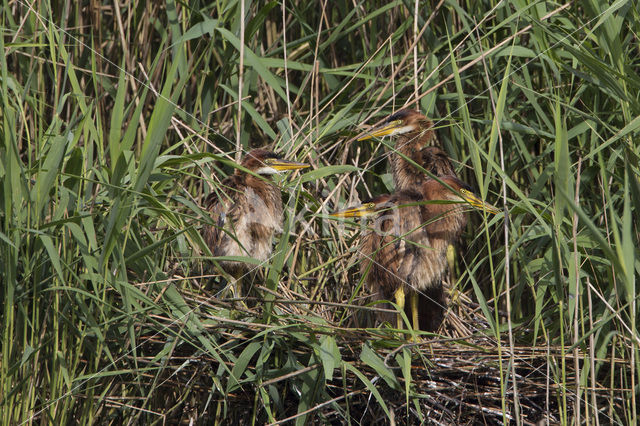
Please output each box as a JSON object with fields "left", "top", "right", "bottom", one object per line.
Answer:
{"left": 112, "top": 278, "right": 623, "bottom": 425}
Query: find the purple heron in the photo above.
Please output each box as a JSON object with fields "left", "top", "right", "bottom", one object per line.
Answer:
{"left": 357, "top": 109, "right": 445, "bottom": 190}
{"left": 203, "top": 149, "right": 309, "bottom": 298}
{"left": 357, "top": 110, "right": 470, "bottom": 331}
{"left": 332, "top": 175, "right": 499, "bottom": 333}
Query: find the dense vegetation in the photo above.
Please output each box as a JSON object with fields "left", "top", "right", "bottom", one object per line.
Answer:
{"left": 2, "top": 0, "right": 639, "bottom": 424}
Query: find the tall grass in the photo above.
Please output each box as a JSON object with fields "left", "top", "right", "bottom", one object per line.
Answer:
{"left": 1, "top": 0, "right": 639, "bottom": 423}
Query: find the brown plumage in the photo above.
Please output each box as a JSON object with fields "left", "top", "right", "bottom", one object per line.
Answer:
{"left": 203, "top": 149, "right": 308, "bottom": 277}
{"left": 419, "top": 146, "right": 457, "bottom": 178}
{"left": 333, "top": 176, "right": 499, "bottom": 333}
{"left": 415, "top": 147, "right": 459, "bottom": 328}
{"left": 358, "top": 110, "right": 465, "bottom": 331}
{"left": 358, "top": 109, "right": 448, "bottom": 190}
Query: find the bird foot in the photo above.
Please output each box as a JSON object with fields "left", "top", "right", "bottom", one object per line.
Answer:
{"left": 407, "top": 333, "right": 423, "bottom": 343}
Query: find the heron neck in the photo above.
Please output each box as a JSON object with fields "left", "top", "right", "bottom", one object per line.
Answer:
{"left": 244, "top": 173, "right": 277, "bottom": 192}
{"left": 390, "top": 129, "right": 434, "bottom": 190}
{"left": 423, "top": 204, "right": 468, "bottom": 243}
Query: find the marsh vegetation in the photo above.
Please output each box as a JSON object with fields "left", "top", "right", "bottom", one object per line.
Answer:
{"left": 1, "top": 1, "right": 639, "bottom": 424}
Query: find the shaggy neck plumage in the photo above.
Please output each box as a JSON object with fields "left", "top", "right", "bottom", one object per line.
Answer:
{"left": 389, "top": 127, "right": 435, "bottom": 190}
{"left": 244, "top": 174, "right": 281, "bottom": 208}
{"left": 424, "top": 204, "right": 468, "bottom": 243}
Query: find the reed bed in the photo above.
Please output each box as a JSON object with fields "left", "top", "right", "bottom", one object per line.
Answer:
{"left": 1, "top": 0, "right": 639, "bottom": 424}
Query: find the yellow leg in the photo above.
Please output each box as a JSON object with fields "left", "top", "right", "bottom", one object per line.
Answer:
{"left": 446, "top": 243, "right": 459, "bottom": 305}
{"left": 230, "top": 271, "right": 243, "bottom": 299}
{"left": 446, "top": 244, "right": 456, "bottom": 276}
{"left": 235, "top": 278, "right": 243, "bottom": 299}
{"left": 231, "top": 272, "right": 249, "bottom": 310}
{"left": 394, "top": 287, "right": 405, "bottom": 330}
{"left": 410, "top": 291, "right": 420, "bottom": 333}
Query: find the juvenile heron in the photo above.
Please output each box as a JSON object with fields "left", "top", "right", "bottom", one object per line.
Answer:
{"left": 358, "top": 109, "right": 444, "bottom": 190}
{"left": 332, "top": 176, "right": 499, "bottom": 333}
{"left": 358, "top": 110, "right": 470, "bottom": 330}
{"left": 203, "top": 149, "right": 309, "bottom": 298}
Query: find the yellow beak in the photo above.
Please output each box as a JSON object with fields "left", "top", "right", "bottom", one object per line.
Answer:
{"left": 265, "top": 159, "right": 310, "bottom": 171}
{"left": 459, "top": 189, "right": 501, "bottom": 214}
{"left": 330, "top": 203, "right": 377, "bottom": 218}
{"left": 357, "top": 120, "right": 404, "bottom": 141}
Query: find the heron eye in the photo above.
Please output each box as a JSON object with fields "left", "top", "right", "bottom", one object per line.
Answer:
{"left": 366, "top": 202, "right": 376, "bottom": 209}
{"left": 460, "top": 189, "right": 472, "bottom": 197}
{"left": 394, "top": 120, "right": 403, "bottom": 126}
{"left": 263, "top": 158, "right": 277, "bottom": 165}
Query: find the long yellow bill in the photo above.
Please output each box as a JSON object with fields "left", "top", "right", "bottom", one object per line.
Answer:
{"left": 357, "top": 120, "right": 404, "bottom": 141}
{"left": 264, "top": 158, "right": 310, "bottom": 171}
{"left": 330, "top": 202, "right": 377, "bottom": 218}
{"left": 459, "top": 189, "right": 501, "bottom": 214}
